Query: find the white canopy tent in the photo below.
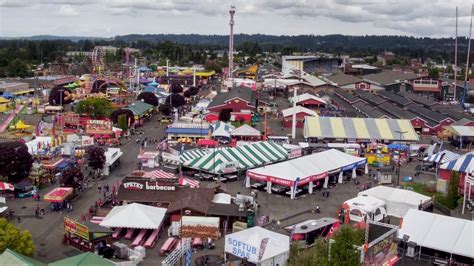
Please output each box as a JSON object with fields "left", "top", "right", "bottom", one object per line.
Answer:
{"left": 358, "top": 186, "right": 432, "bottom": 218}
{"left": 99, "top": 203, "right": 167, "bottom": 229}
{"left": 398, "top": 209, "right": 473, "bottom": 260}
{"left": 213, "top": 193, "right": 232, "bottom": 204}
{"left": 225, "top": 226, "right": 289, "bottom": 266}
{"left": 246, "top": 149, "right": 368, "bottom": 199}
{"left": 231, "top": 125, "right": 261, "bottom": 137}
{"left": 344, "top": 195, "right": 387, "bottom": 222}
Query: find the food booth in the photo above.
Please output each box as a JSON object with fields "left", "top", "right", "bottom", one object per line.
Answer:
{"left": 63, "top": 217, "right": 113, "bottom": 252}
{"left": 44, "top": 187, "right": 74, "bottom": 211}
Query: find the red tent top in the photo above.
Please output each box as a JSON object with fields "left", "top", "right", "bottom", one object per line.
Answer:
{"left": 197, "top": 139, "right": 218, "bottom": 147}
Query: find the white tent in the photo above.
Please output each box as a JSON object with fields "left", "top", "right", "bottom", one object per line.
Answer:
{"left": 358, "top": 186, "right": 432, "bottom": 218}
{"left": 212, "top": 126, "right": 231, "bottom": 138}
{"left": 99, "top": 203, "right": 166, "bottom": 229}
{"left": 344, "top": 195, "right": 386, "bottom": 222}
{"left": 225, "top": 226, "right": 289, "bottom": 266}
{"left": 213, "top": 193, "right": 232, "bottom": 204}
{"left": 281, "top": 105, "right": 318, "bottom": 118}
{"left": 246, "top": 149, "right": 367, "bottom": 199}
{"left": 398, "top": 209, "right": 473, "bottom": 259}
{"left": 231, "top": 125, "right": 261, "bottom": 137}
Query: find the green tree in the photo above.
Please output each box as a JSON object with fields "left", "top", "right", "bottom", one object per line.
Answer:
{"left": 75, "top": 97, "right": 114, "bottom": 118}
{"left": 428, "top": 68, "right": 440, "bottom": 79}
{"left": 289, "top": 225, "right": 364, "bottom": 266}
{"left": 447, "top": 171, "right": 460, "bottom": 209}
{"left": 0, "top": 142, "right": 33, "bottom": 183}
{"left": 86, "top": 147, "right": 106, "bottom": 173}
{"left": 61, "top": 166, "right": 83, "bottom": 188}
{"left": 0, "top": 218, "right": 35, "bottom": 256}
{"left": 117, "top": 114, "right": 128, "bottom": 131}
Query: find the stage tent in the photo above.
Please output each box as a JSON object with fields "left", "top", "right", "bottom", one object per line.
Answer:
{"left": 439, "top": 152, "right": 474, "bottom": 173}
{"left": 358, "top": 186, "right": 432, "bottom": 218}
{"left": 398, "top": 209, "right": 473, "bottom": 260}
{"left": 344, "top": 195, "right": 387, "bottom": 222}
{"left": 246, "top": 149, "right": 367, "bottom": 199}
{"left": 225, "top": 226, "right": 289, "bottom": 266}
{"left": 100, "top": 203, "right": 166, "bottom": 229}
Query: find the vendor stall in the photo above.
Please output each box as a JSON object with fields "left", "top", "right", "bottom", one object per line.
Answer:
{"left": 246, "top": 149, "right": 367, "bottom": 199}
{"left": 225, "top": 226, "right": 290, "bottom": 266}
{"left": 100, "top": 203, "right": 167, "bottom": 229}
{"left": 137, "top": 151, "right": 161, "bottom": 169}
{"left": 44, "top": 187, "right": 74, "bottom": 211}
{"left": 63, "top": 217, "right": 113, "bottom": 253}
{"left": 103, "top": 148, "right": 123, "bottom": 176}
{"left": 231, "top": 125, "right": 261, "bottom": 141}
{"left": 0, "top": 182, "right": 14, "bottom": 199}
{"left": 358, "top": 186, "right": 433, "bottom": 218}
{"left": 344, "top": 195, "right": 387, "bottom": 222}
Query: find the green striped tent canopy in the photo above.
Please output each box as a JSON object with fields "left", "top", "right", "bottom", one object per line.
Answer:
{"left": 182, "top": 141, "right": 288, "bottom": 173}
{"left": 180, "top": 148, "right": 211, "bottom": 163}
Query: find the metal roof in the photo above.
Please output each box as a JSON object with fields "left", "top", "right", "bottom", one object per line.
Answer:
{"left": 364, "top": 70, "right": 421, "bottom": 86}
{"left": 406, "top": 103, "right": 450, "bottom": 123}
{"left": 377, "top": 90, "right": 413, "bottom": 106}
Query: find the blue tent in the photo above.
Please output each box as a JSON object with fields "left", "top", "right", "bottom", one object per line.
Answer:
{"left": 387, "top": 143, "right": 408, "bottom": 150}
{"left": 143, "top": 86, "right": 157, "bottom": 93}
{"left": 148, "top": 80, "right": 159, "bottom": 86}
{"left": 138, "top": 66, "right": 151, "bottom": 72}
{"left": 1, "top": 92, "right": 14, "bottom": 99}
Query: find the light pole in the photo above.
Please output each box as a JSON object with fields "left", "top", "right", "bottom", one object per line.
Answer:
{"left": 394, "top": 130, "right": 407, "bottom": 186}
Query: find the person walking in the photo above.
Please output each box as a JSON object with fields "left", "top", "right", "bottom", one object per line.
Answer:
{"left": 316, "top": 204, "right": 320, "bottom": 213}
{"left": 98, "top": 185, "right": 102, "bottom": 194}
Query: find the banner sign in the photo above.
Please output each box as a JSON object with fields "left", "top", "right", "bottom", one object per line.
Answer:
{"left": 247, "top": 171, "right": 327, "bottom": 187}
{"left": 64, "top": 217, "right": 89, "bottom": 240}
{"left": 225, "top": 237, "right": 258, "bottom": 261}
{"left": 123, "top": 180, "right": 177, "bottom": 191}
{"left": 86, "top": 119, "right": 112, "bottom": 134}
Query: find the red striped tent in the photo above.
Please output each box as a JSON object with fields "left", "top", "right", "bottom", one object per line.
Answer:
{"left": 0, "top": 182, "right": 14, "bottom": 191}
{"left": 142, "top": 170, "right": 200, "bottom": 188}
{"left": 143, "top": 170, "right": 176, "bottom": 179}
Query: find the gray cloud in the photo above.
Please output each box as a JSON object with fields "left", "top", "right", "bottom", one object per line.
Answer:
{"left": 0, "top": 0, "right": 472, "bottom": 37}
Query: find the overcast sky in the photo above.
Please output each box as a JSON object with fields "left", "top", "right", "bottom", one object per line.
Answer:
{"left": 0, "top": 0, "right": 473, "bottom": 38}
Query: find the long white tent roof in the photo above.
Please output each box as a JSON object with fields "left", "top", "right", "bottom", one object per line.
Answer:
{"left": 99, "top": 203, "right": 167, "bottom": 229}
{"left": 231, "top": 125, "right": 261, "bottom": 137}
{"left": 247, "top": 149, "right": 366, "bottom": 183}
{"left": 358, "top": 186, "right": 432, "bottom": 218}
{"left": 345, "top": 195, "right": 386, "bottom": 213}
{"left": 225, "top": 226, "right": 289, "bottom": 263}
{"left": 399, "top": 209, "right": 473, "bottom": 258}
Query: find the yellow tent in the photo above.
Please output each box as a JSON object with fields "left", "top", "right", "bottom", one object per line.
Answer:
{"left": 13, "top": 120, "right": 31, "bottom": 130}
{"left": 0, "top": 97, "right": 9, "bottom": 103}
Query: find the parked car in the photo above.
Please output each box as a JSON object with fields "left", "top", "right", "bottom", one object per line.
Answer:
{"left": 251, "top": 182, "right": 266, "bottom": 190}
{"left": 271, "top": 186, "right": 290, "bottom": 194}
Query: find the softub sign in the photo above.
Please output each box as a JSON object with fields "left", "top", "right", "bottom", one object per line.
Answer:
{"left": 225, "top": 237, "right": 257, "bottom": 261}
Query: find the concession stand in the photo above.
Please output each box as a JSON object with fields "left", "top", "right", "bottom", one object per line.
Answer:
{"left": 44, "top": 187, "right": 74, "bottom": 211}
{"left": 63, "top": 217, "right": 113, "bottom": 252}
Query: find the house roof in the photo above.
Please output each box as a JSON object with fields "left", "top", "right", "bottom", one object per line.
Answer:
{"left": 282, "top": 105, "right": 318, "bottom": 117}
{"left": 207, "top": 86, "right": 255, "bottom": 109}
{"left": 406, "top": 103, "right": 450, "bottom": 124}
{"left": 364, "top": 70, "right": 421, "bottom": 86}
{"left": 446, "top": 125, "right": 474, "bottom": 137}
{"left": 377, "top": 90, "right": 413, "bottom": 106}
{"left": 49, "top": 252, "right": 114, "bottom": 266}
{"left": 0, "top": 249, "right": 46, "bottom": 266}
{"left": 431, "top": 105, "right": 474, "bottom": 121}
{"left": 328, "top": 94, "right": 361, "bottom": 117}
{"left": 166, "top": 188, "right": 215, "bottom": 214}
{"left": 378, "top": 102, "right": 419, "bottom": 120}
{"left": 324, "top": 72, "right": 363, "bottom": 86}
{"left": 291, "top": 93, "right": 327, "bottom": 105}
{"left": 452, "top": 118, "right": 474, "bottom": 126}
{"left": 125, "top": 101, "right": 154, "bottom": 116}
{"left": 352, "top": 101, "right": 391, "bottom": 119}
{"left": 353, "top": 90, "right": 386, "bottom": 105}
{"left": 398, "top": 91, "right": 437, "bottom": 107}
{"left": 207, "top": 203, "right": 247, "bottom": 217}
{"left": 333, "top": 88, "right": 361, "bottom": 104}
{"left": 301, "top": 73, "right": 327, "bottom": 87}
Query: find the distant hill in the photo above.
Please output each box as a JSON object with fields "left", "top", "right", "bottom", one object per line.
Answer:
{"left": 0, "top": 35, "right": 107, "bottom": 42}
{"left": 112, "top": 34, "right": 466, "bottom": 52}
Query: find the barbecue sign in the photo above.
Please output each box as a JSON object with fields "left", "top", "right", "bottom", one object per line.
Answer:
{"left": 123, "top": 180, "right": 177, "bottom": 191}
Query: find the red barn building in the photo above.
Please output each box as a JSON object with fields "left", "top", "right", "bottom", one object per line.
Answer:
{"left": 282, "top": 106, "right": 318, "bottom": 128}
{"left": 207, "top": 87, "right": 256, "bottom": 113}
{"left": 290, "top": 93, "right": 327, "bottom": 109}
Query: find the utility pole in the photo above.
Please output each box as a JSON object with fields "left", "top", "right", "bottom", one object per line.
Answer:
{"left": 395, "top": 130, "right": 407, "bottom": 186}
{"left": 228, "top": 6, "right": 236, "bottom": 80}
{"left": 462, "top": 4, "right": 474, "bottom": 108}
{"left": 291, "top": 86, "right": 298, "bottom": 140}
{"left": 454, "top": 6, "right": 458, "bottom": 101}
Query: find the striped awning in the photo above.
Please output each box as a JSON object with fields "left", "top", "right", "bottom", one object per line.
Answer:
{"left": 143, "top": 170, "right": 176, "bottom": 179}
{"left": 180, "top": 149, "right": 211, "bottom": 163}
{"left": 424, "top": 150, "right": 461, "bottom": 164}
{"left": 304, "top": 117, "right": 419, "bottom": 141}
{"left": 179, "top": 178, "right": 200, "bottom": 188}
{"left": 182, "top": 141, "right": 288, "bottom": 173}
{"left": 440, "top": 152, "right": 474, "bottom": 173}
{"left": 0, "top": 182, "right": 14, "bottom": 191}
